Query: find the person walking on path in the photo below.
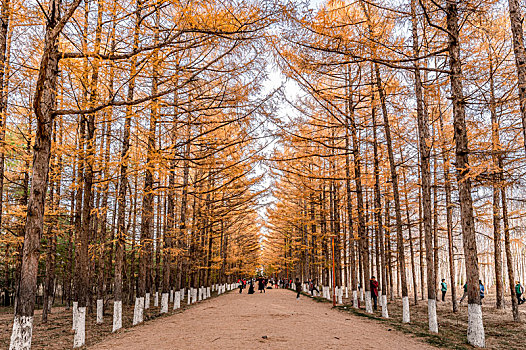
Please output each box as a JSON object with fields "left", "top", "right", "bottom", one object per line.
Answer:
{"left": 370, "top": 276, "right": 379, "bottom": 311}
{"left": 295, "top": 278, "right": 302, "bottom": 299}
{"left": 459, "top": 282, "right": 468, "bottom": 304}
{"left": 479, "top": 280, "right": 485, "bottom": 303}
{"left": 238, "top": 279, "right": 244, "bottom": 294}
{"left": 258, "top": 277, "right": 265, "bottom": 293}
{"left": 516, "top": 281, "right": 525, "bottom": 305}
{"left": 309, "top": 278, "right": 320, "bottom": 296}
{"left": 441, "top": 279, "right": 447, "bottom": 302}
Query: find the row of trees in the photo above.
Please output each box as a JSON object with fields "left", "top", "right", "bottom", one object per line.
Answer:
{"left": 264, "top": 0, "right": 526, "bottom": 348}
{"left": 2, "top": 0, "right": 272, "bottom": 348}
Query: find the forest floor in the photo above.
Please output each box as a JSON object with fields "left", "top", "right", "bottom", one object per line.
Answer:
{"left": 332, "top": 292, "right": 526, "bottom": 350}
{"left": 1, "top": 289, "right": 525, "bottom": 349}
{"left": 0, "top": 293, "right": 207, "bottom": 349}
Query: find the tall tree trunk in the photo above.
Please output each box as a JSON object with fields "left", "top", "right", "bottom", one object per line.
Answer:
{"left": 42, "top": 152, "right": 56, "bottom": 324}
{"left": 432, "top": 149, "right": 439, "bottom": 296}
{"left": 438, "top": 106, "right": 457, "bottom": 312}
{"left": 488, "top": 51, "right": 504, "bottom": 310}
{"left": 371, "top": 97, "right": 388, "bottom": 317}
{"left": 501, "top": 188, "right": 520, "bottom": 321}
{"left": 445, "top": 0, "right": 484, "bottom": 345}
{"left": 10, "top": 0, "right": 81, "bottom": 347}
{"left": 402, "top": 168, "right": 418, "bottom": 306}
{"left": 115, "top": 0, "right": 141, "bottom": 331}
{"left": 418, "top": 182, "right": 425, "bottom": 301}
{"left": 138, "top": 5, "right": 159, "bottom": 316}
{"left": 0, "top": 0, "right": 10, "bottom": 242}
{"left": 506, "top": 0, "right": 526, "bottom": 155}
{"left": 374, "top": 63, "right": 409, "bottom": 321}
{"left": 348, "top": 90, "right": 371, "bottom": 312}
{"left": 412, "top": 0, "right": 437, "bottom": 331}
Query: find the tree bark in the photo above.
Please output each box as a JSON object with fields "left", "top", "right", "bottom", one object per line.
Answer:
{"left": 10, "top": 0, "right": 81, "bottom": 347}
{"left": 413, "top": 0, "right": 437, "bottom": 331}
{"left": 445, "top": 0, "right": 484, "bottom": 346}
{"left": 438, "top": 106, "right": 458, "bottom": 313}
{"left": 0, "top": 0, "right": 10, "bottom": 241}
{"left": 506, "top": 0, "right": 526, "bottom": 155}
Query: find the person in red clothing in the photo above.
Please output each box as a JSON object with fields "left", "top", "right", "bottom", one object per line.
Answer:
{"left": 370, "top": 276, "right": 379, "bottom": 311}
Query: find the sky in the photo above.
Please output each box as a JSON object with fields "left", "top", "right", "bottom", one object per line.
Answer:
{"left": 255, "top": 0, "right": 325, "bottom": 247}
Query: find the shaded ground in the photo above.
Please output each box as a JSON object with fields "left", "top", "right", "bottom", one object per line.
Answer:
{"left": 90, "top": 288, "right": 433, "bottom": 350}
{"left": 334, "top": 292, "right": 526, "bottom": 350}
{"left": 0, "top": 297, "right": 194, "bottom": 349}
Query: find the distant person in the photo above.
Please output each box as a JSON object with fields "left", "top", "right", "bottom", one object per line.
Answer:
{"left": 309, "top": 278, "right": 320, "bottom": 296}
{"left": 258, "top": 277, "right": 265, "bottom": 293}
{"left": 248, "top": 281, "right": 255, "bottom": 294}
{"left": 479, "top": 280, "right": 485, "bottom": 303}
{"left": 441, "top": 279, "right": 447, "bottom": 302}
{"left": 459, "top": 282, "right": 468, "bottom": 304}
{"left": 516, "top": 281, "right": 525, "bottom": 305}
{"left": 238, "top": 279, "right": 243, "bottom": 294}
{"left": 370, "top": 276, "right": 379, "bottom": 311}
{"left": 295, "top": 278, "right": 302, "bottom": 299}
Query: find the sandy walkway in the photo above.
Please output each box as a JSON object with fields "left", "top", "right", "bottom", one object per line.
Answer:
{"left": 90, "top": 289, "right": 434, "bottom": 349}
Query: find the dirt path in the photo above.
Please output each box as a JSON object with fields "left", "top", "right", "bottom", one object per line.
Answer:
{"left": 90, "top": 289, "right": 434, "bottom": 349}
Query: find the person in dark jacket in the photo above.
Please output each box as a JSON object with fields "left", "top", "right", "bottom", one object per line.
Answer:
{"left": 295, "top": 278, "right": 302, "bottom": 299}
{"left": 258, "top": 277, "right": 265, "bottom": 293}
{"left": 309, "top": 278, "right": 320, "bottom": 296}
{"left": 459, "top": 282, "right": 468, "bottom": 304}
{"left": 370, "top": 276, "right": 379, "bottom": 311}
{"left": 248, "top": 281, "right": 255, "bottom": 294}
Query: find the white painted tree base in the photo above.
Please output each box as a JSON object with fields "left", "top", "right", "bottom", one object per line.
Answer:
{"left": 365, "top": 291, "right": 373, "bottom": 313}
{"left": 174, "top": 291, "right": 181, "bottom": 310}
{"left": 112, "top": 300, "right": 122, "bottom": 332}
{"left": 9, "top": 315, "right": 33, "bottom": 350}
{"left": 402, "top": 296, "right": 410, "bottom": 323}
{"left": 73, "top": 306, "right": 86, "bottom": 348}
{"left": 145, "top": 293, "right": 150, "bottom": 309}
{"left": 467, "top": 303, "right": 485, "bottom": 348}
{"left": 428, "top": 299, "right": 438, "bottom": 333}
{"left": 133, "top": 297, "right": 144, "bottom": 326}
{"left": 192, "top": 288, "right": 198, "bottom": 303}
{"left": 161, "top": 293, "right": 169, "bottom": 313}
{"left": 207, "top": 287, "right": 211, "bottom": 298}
{"left": 154, "top": 292, "right": 159, "bottom": 307}
{"left": 345, "top": 287, "right": 348, "bottom": 299}
{"left": 187, "top": 289, "right": 191, "bottom": 305}
{"left": 381, "top": 295, "right": 389, "bottom": 318}
{"left": 72, "top": 301, "right": 78, "bottom": 331}
{"left": 353, "top": 290, "right": 359, "bottom": 308}
{"left": 97, "top": 299, "right": 104, "bottom": 324}
{"left": 170, "top": 290, "right": 174, "bottom": 303}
